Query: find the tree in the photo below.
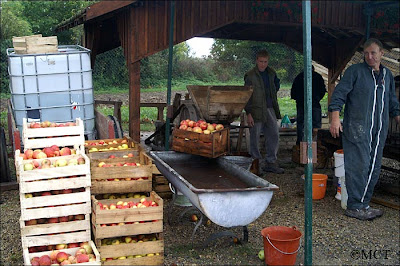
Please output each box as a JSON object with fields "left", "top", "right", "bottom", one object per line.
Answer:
{"left": 19, "top": 1, "right": 95, "bottom": 44}
{"left": 0, "top": 1, "right": 32, "bottom": 39}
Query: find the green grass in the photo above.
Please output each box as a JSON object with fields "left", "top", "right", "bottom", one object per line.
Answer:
{"left": 96, "top": 106, "right": 160, "bottom": 132}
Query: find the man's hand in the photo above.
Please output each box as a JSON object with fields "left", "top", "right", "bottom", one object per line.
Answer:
{"left": 247, "top": 113, "right": 254, "bottom": 127}
{"left": 329, "top": 111, "right": 342, "bottom": 138}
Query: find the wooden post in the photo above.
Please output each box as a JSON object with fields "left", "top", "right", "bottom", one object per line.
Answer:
{"left": 129, "top": 61, "right": 141, "bottom": 142}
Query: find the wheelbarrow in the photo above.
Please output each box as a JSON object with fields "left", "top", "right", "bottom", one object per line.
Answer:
{"left": 150, "top": 151, "right": 279, "bottom": 247}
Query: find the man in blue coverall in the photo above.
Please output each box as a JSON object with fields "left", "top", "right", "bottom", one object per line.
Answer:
{"left": 329, "top": 38, "right": 400, "bottom": 221}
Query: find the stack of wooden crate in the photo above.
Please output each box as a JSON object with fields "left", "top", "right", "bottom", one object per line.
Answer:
{"left": 13, "top": 34, "right": 58, "bottom": 54}
{"left": 86, "top": 137, "right": 164, "bottom": 265}
{"left": 15, "top": 118, "right": 100, "bottom": 265}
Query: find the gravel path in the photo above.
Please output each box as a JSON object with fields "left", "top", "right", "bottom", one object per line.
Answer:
{"left": 1, "top": 149, "right": 399, "bottom": 265}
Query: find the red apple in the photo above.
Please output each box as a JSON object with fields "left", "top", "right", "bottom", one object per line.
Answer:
{"left": 59, "top": 216, "right": 69, "bottom": 223}
{"left": 179, "top": 124, "right": 188, "bottom": 130}
{"left": 56, "top": 252, "right": 69, "bottom": 263}
{"left": 67, "top": 243, "right": 79, "bottom": 248}
{"left": 50, "top": 145, "right": 59, "bottom": 151}
{"left": 76, "top": 254, "right": 89, "bottom": 263}
{"left": 41, "top": 191, "right": 52, "bottom": 196}
{"left": 215, "top": 124, "right": 224, "bottom": 130}
{"left": 28, "top": 247, "right": 37, "bottom": 253}
{"left": 127, "top": 153, "right": 134, "bottom": 157}
{"left": 39, "top": 255, "right": 51, "bottom": 266}
{"left": 50, "top": 250, "right": 60, "bottom": 261}
{"left": 191, "top": 214, "right": 198, "bottom": 222}
{"left": 180, "top": 120, "right": 188, "bottom": 126}
{"left": 108, "top": 155, "right": 116, "bottom": 159}
{"left": 59, "top": 147, "right": 71, "bottom": 156}
{"left": 199, "top": 122, "right": 208, "bottom": 130}
{"left": 48, "top": 217, "right": 59, "bottom": 223}
{"left": 25, "top": 219, "right": 37, "bottom": 226}
{"left": 32, "top": 160, "right": 40, "bottom": 168}
{"left": 193, "top": 127, "right": 202, "bottom": 133}
{"left": 188, "top": 120, "right": 195, "bottom": 127}
{"left": 77, "top": 157, "right": 85, "bottom": 165}
{"left": 62, "top": 189, "right": 72, "bottom": 194}
{"left": 42, "top": 147, "right": 54, "bottom": 157}
{"left": 25, "top": 149, "right": 34, "bottom": 159}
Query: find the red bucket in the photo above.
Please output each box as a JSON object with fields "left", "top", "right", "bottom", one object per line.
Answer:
{"left": 261, "top": 226, "right": 302, "bottom": 266}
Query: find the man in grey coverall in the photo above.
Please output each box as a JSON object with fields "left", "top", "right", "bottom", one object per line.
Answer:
{"left": 244, "top": 50, "right": 284, "bottom": 174}
{"left": 329, "top": 38, "right": 400, "bottom": 220}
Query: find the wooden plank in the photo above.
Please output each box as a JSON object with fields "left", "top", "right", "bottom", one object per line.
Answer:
{"left": 20, "top": 188, "right": 91, "bottom": 209}
{"left": 91, "top": 179, "right": 152, "bottom": 194}
{"left": 94, "top": 221, "right": 163, "bottom": 239}
{"left": 86, "top": 1, "right": 137, "bottom": 21}
{"left": 103, "top": 255, "right": 163, "bottom": 266}
{"left": 98, "top": 240, "right": 164, "bottom": 258}
{"left": 21, "top": 202, "right": 91, "bottom": 221}
{"left": 20, "top": 214, "right": 90, "bottom": 236}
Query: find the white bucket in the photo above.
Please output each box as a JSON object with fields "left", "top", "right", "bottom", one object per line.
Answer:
{"left": 334, "top": 150, "right": 345, "bottom": 177}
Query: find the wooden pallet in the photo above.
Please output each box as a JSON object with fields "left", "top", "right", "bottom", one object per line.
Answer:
{"left": 90, "top": 151, "right": 153, "bottom": 194}
{"left": 171, "top": 127, "right": 230, "bottom": 158}
{"left": 92, "top": 192, "right": 163, "bottom": 239}
{"left": 23, "top": 240, "right": 100, "bottom": 266}
{"left": 22, "top": 118, "right": 85, "bottom": 150}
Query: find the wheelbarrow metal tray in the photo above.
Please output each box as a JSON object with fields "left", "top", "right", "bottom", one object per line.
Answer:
{"left": 150, "top": 151, "right": 278, "bottom": 227}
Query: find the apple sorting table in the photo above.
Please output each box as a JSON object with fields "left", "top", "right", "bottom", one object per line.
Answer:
{"left": 150, "top": 151, "right": 279, "bottom": 228}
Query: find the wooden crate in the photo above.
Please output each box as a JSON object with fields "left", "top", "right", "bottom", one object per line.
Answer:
{"left": 92, "top": 191, "right": 163, "bottom": 239}
{"left": 23, "top": 240, "right": 100, "bottom": 266}
{"left": 90, "top": 151, "right": 153, "bottom": 194}
{"left": 13, "top": 35, "right": 58, "bottom": 54}
{"left": 152, "top": 175, "right": 172, "bottom": 199}
{"left": 22, "top": 118, "right": 85, "bottom": 150}
{"left": 85, "top": 136, "right": 141, "bottom": 157}
{"left": 171, "top": 127, "right": 230, "bottom": 158}
{"left": 15, "top": 150, "right": 90, "bottom": 183}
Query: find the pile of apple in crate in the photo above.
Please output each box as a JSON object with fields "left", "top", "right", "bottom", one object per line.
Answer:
{"left": 172, "top": 119, "right": 229, "bottom": 158}
{"left": 15, "top": 119, "right": 164, "bottom": 265}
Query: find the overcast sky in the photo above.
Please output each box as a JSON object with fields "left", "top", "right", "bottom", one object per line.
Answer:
{"left": 186, "top": 37, "right": 214, "bottom": 58}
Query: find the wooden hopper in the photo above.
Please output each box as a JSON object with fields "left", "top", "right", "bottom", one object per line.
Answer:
{"left": 187, "top": 85, "right": 253, "bottom": 124}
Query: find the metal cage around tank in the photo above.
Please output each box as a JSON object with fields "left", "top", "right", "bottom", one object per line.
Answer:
{"left": 7, "top": 45, "right": 96, "bottom": 142}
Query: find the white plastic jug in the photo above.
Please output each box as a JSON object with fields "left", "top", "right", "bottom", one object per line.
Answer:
{"left": 340, "top": 176, "right": 348, "bottom": 209}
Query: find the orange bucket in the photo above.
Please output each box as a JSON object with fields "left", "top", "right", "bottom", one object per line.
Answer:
{"left": 312, "top": 174, "right": 328, "bottom": 200}
{"left": 261, "top": 226, "right": 302, "bottom": 266}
